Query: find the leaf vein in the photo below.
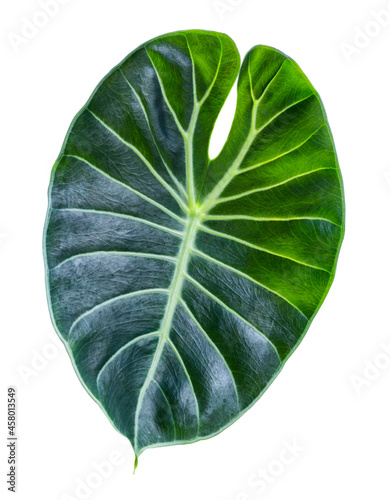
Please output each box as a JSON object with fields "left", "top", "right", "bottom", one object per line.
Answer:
{"left": 179, "top": 298, "right": 241, "bottom": 410}
{"left": 63, "top": 154, "right": 185, "bottom": 223}
{"left": 118, "top": 68, "right": 188, "bottom": 200}
{"left": 144, "top": 48, "right": 186, "bottom": 137}
{"left": 167, "top": 339, "right": 200, "bottom": 434}
{"left": 198, "top": 224, "right": 331, "bottom": 273}
{"left": 184, "top": 274, "right": 283, "bottom": 362}
{"left": 152, "top": 379, "right": 177, "bottom": 440}
{"left": 216, "top": 168, "right": 336, "bottom": 205}
{"left": 238, "top": 124, "right": 327, "bottom": 174}
{"left": 52, "top": 251, "right": 177, "bottom": 272}
{"left": 54, "top": 208, "right": 184, "bottom": 235}
{"left": 192, "top": 249, "right": 308, "bottom": 317}
{"left": 68, "top": 289, "right": 169, "bottom": 338}
{"left": 203, "top": 215, "right": 341, "bottom": 228}
{"left": 87, "top": 108, "right": 188, "bottom": 212}
{"left": 96, "top": 332, "right": 159, "bottom": 387}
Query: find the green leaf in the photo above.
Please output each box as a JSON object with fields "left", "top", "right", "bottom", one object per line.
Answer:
{"left": 43, "top": 30, "right": 345, "bottom": 463}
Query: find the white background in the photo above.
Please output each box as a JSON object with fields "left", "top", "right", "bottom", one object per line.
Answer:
{"left": 2, "top": 0, "right": 390, "bottom": 499}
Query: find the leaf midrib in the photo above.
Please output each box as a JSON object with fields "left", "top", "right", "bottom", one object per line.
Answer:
{"left": 133, "top": 213, "right": 200, "bottom": 452}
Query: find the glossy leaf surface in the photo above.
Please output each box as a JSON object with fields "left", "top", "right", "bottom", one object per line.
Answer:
{"left": 43, "top": 30, "right": 344, "bottom": 461}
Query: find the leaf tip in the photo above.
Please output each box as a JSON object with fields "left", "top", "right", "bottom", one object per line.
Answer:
{"left": 133, "top": 454, "right": 139, "bottom": 474}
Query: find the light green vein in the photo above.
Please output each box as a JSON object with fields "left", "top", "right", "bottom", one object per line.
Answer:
{"left": 146, "top": 40, "right": 223, "bottom": 210}
{"left": 182, "top": 37, "right": 200, "bottom": 208}
{"left": 214, "top": 168, "right": 335, "bottom": 205}
{"left": 191, "top": 248, "right": 307, "bottom": 317}
{"left": 52, "top": 251, "right": 177, "bottom": 272}
{"left": 145, "top": 49, "right": 187, "bottom": 138}
{"left": 203, "top": 215, "right": 342, "bottom": 228}
{"left": 166, "top": 339, "right": 200, "bottom": 433}
{"left": 96, "top": 332, "right": 159, "bottom": 387}
{"left": 184, "top": 274, "right": 282, "bottom": 362}
{"left": 179, "top": 298, "right": 240, "bottom": 410}
{"left": 238, "top": 124, "right": 327, "bottom": 174}
{"left": 133, "top": 215, "right": 200, "bottom": 452}
{"left": 185, "top": 34, "right": 198, "bottom": 107}
{"left": 201, "top": 93, "right": 315, "bottom": 213}
{"left": 198, "top": 224, "right": 330, "bottom": 273}
{"left": 183, "top": 33, "right": 224, "bottom": 107}
{"left": 184, "top": 106, "right": 200, "bottom": 209}
{"left": 87, "top": 108, "right": 188, "bottom": 213}
{"left": 248, "top": 58, "right": 287, "bottom": 106}
{"left": 64, "top": 154, "right": 185, "bottom": 224}
{"left": 255, "top": 94, "right": 314, "bottom": 135}
{"left": 55, "top": 208, "right": 184, "bottom": 236}
{"left": 152, "top": 380, "right": 177, "bottom": 440}
{"left": 118, "top": 68, "right": 188, "bottom": 200}
{"left": 68, "top": 289, "right": 169, "bottom": 339}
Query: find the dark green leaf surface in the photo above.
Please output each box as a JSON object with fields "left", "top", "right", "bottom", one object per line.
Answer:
{"left": 43, "top": 30, "right": 344, "bottom": 462}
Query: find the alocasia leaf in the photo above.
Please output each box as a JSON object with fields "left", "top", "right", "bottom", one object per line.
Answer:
{"left": 43, "top": 30, "right": 344, "bottom": 466}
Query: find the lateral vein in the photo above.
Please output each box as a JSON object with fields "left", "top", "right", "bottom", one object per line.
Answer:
{"left": 52, "top": 251, "right": 177, "bottom": 272}
{"left": 54, "top": 208, "right": 184, "bottom": 236}
{"left": 184, "top": 274, "right": 282, "bottom": 362}
{"left": 198, "top": 224, "right": 331, "bottom": 273}
{"left": 68, "top": 289, "right": 169, "bottom": 338}
{"left": 179, "top": 298, "right": 240, "bottom": 410}
{"left": 64, "top": 154, "right": 186, "bottom": 224}
{"left": 119, "top": 68, "right": 188, "bottom": 200}
{"left": 96, "top": 332, "right": 159, "bottom": 387}
{"left": 87, "top": 108, "right": 188, "bottom": 212}
{"left": 191, "top": 249, "right": 308, "bottom": 318}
